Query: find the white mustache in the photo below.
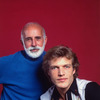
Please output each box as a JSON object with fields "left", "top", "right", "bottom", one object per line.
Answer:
{"left": 27, "top": 46, "right": 41, "bottom": 51}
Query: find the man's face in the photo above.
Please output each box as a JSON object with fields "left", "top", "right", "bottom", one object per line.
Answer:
{"left": 21, "top": 25, "right": 47, "bottom": 58}
{"left": 48, "top": 57, "right": 75, "bottom": 91}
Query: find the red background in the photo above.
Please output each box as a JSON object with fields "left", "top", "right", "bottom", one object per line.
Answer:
{"left": 0, "top": 0, "right": 100, "bottom": 94}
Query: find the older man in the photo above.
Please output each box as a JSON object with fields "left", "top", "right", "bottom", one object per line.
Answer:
{"left": 0, "top": 22, "right": 49, "bottom": 100}
{"left": 40, "top": 45, "right": 100, "bottom": 100}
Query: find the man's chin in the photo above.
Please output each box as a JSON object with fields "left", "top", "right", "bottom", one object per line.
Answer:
{"left": 27, "top": 51, "right": 42, "bottom": 58}
{"left": 24, "top": 45, "right": 45, "bottom": 58}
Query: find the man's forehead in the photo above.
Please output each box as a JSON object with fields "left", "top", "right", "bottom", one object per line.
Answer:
{"left": 24, "top": 25, "right": 42, "bottom": 32}
{"left": 23, "top": 26, "right": 43, "bottom": 36}
{"left": 50, "top": 57, "right": 72, "bottom": 66}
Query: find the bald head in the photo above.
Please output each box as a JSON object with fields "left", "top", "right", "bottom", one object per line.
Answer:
{"left": 21, "top": 22, "right": 46, "bottom": 40}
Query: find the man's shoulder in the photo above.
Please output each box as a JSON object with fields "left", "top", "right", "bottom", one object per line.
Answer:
{"left": 40, "top": 85, "right": 55, "bottom": 100}
{"left": 86, "top": 82, "right": 100, "bottom": 90}
{"left": 85, "top": 82, "right": 100, "bottom": 100}
{"left": 0, "top": 51, "right": 22, "bottom": 62}
{"left": 76, "top": 78, "right": 91, "bottom": 89}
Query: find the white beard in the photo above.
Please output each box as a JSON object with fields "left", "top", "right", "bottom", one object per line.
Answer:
{"left": 23, "top": 42, "right": 45, "bottom": 59}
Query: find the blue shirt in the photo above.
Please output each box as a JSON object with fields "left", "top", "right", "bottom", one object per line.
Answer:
{"left": 0, "top": 51, "right": 48, "bottom": 100}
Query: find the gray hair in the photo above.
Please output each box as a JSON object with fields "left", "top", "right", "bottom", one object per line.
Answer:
{"left": 21, "top": 22, "right": 46, "bottom": 42}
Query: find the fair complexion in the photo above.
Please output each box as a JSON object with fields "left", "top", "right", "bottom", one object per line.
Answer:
{"left": 22, "top": 25, "right": 47, "bottom": 52}
{"left": 48, "top": 57, "right": 75, "bottom": 100}
{"left": 21, "top": 24, "right": 47, "bottom": 58}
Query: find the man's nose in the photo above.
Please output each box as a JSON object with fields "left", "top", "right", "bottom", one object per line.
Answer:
{"left": 58, "top": 68, "right": 65, "bottom": 76}
{"left": 31, "top": 39, "right": 37, "bottom": 47}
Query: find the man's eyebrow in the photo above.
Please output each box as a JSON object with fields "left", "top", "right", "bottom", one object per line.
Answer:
{"left": 64, "top": 64, "right": 72, "bottom": 66}
{"left": 35, "top": 36, "right": 42, "bottom": 39}
{"left": 25, "top": 36, "right": 31, "bottom": 38}
{"left": 25, "top": 37, "right": 32, "bottom": 39}
{"left": 50, "top": 65, "right": 58, "bottom": 67}
{"left": 35, "top": 36, "right": 42, "bottom": 37}
{"left": 50, "top": 64, "right": 72, "bottom": 68}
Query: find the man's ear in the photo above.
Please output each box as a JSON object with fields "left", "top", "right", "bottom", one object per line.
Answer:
{"left": 20, "top": 39, "right": 23, "bottom": 45}
{"left": 44, "top": 36, "right": 47, "bottom": 45}
{"left": 73, "top": 68, "right": 76, "bottom": 75}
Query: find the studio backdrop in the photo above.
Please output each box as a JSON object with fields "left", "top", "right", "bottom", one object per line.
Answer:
{"left": 0, "top": 0, "right": 100, "bottom": 94}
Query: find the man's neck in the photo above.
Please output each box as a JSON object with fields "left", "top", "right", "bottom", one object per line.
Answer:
{"left": 56, "top": 78, "right": 74, "bottom": 100}
{"left": 56, "top": 87, "right": 68, "bottom": 100}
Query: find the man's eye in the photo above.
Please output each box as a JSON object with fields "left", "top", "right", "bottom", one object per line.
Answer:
{"left": 65, "top": 66, "right": 70, "bottom": 68}
{"left": 35, "top": 37, "right": 41, "bottom": 40}
{"left": 50, "top": 66, "right": 58, "bottom": 70}
{"left": 25, "top": 37, "right": 32, "bottom": 41}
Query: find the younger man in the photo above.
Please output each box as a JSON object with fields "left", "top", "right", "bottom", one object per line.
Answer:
{"left": 40, "top": 45, "right": 100, "bottom": 100}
